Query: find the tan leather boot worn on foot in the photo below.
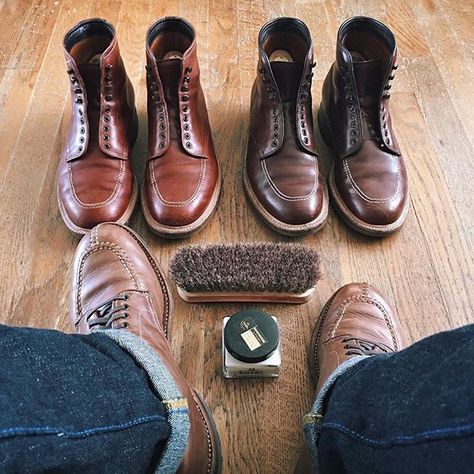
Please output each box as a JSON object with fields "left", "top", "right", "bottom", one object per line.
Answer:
{"left": 309, "top": 282, "right": 404, "bottom": 394}
{"left": 57, "top": 19, "right": 138, "bottom": 236}
{"left": 319, "top": 17, "right": 409, "bottom": 236}
{"left": 142, "top": 17, "right": 221, "bottom": 239}
{"left": 70, "top": 223, "right": 221, "bottom": 473}
{"left": 244, "top": 18, "right": 328, "bottom": 236}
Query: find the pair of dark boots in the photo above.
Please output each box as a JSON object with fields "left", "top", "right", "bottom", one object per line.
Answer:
{"left": 245, "top": 16, "right": 409, "bottom": 237}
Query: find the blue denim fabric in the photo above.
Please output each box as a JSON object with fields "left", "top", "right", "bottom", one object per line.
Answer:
{"left": 304, "top": 324, "right": 474, "bottom": 474}
{"left": 0, "top": 324, "right": 176, "bottom": 473}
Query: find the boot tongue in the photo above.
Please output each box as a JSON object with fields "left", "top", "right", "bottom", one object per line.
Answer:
{"left": 353, "top": 58, "right": 383, "bottom": 108}
{"left": 78, "top": 64, "right": 101, "bottom": 144}
{"left": 270, "top": 61, "right": 304, "bottom": 102}
{"left": 157, "top": 58, "right": 181, "bottom": 140}
{"left": 157, "top": 58, "right": 181, "bottom": 106}
{"left": 78, "top": 63, "right": 101, "bottom": 108}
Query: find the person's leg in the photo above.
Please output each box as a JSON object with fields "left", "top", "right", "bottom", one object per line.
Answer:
{"left": 0, "top": 323, "right": 179, "bottom": 473}
{"left": 304, "top": 283, "right": 474, "bottom": 474}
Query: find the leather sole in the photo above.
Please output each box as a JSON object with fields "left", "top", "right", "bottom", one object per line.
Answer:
{"left": 142, "top": 165, "right": 222, "bottom": 239}
{"left": 243, "top": 167, "right": 329, "bottom": 237}
{"left": 58, "top": 176, "right": 139, "bottom": 238}
{"left": 317, "top": 106, "right": 409, "bottom": 237}
{"left": 191, "top": 389, "right": 222, "bottom": 474}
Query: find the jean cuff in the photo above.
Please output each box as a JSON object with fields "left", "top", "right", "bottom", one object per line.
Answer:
{"left": 99, "top": 329, "right": 190, "bottom": 474}
{"left": 303, "top": 356, "right": 368, "bottom": 471}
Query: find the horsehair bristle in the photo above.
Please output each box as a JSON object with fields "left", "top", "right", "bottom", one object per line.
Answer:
{"left": 169, "top": 242, "right": 321, "bottom": 294}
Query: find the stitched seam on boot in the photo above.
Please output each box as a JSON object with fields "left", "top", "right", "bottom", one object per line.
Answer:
{"left": 67, "top": 161, "right": 125, "bottom": 208}
{"left": 150, "top": 159, "right": 206, "bottom": 207}
{"left": 343, "top": 158, "right": 401, "bottom": 203}
{"left": 261, "top": 159, "right": 317, "bottom": 201}
{"left": 75, "top": 243, "right": 141, "bottom": 319}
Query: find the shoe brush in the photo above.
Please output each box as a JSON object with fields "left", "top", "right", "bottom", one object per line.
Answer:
{"left": 169, "top": 243, "right": 320, "bottom": 304}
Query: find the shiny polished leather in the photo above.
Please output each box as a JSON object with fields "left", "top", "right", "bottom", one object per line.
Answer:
{"left": 142, "top": 17, "right": 220, "bottom": 238}
{"left": 57, "top": 19, "right": 138, "bottom": 235}
{"left": 310, "top": 282, "right": 404, "bottom": 394}
{"left": 319, "top": 17, "right": 409, "bottom": 234}
{"left": 245, "top": 18, "right": 327, "bottom": 236}
{"left": 71, "top": 223, "right": 220, "bottom": 473}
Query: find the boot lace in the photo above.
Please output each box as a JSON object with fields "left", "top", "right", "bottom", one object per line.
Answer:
{"left": 342, "top": 337, "right": 390, "bottom": 356}
{"left": 85, "top": 294, "right": 130, "bottom": 330}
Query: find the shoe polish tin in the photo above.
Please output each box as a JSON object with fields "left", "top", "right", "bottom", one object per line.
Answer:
{"left": 222, "top": 309, "right": 281, "bottom": 379}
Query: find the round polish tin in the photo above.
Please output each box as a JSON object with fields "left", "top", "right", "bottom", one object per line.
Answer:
{"left": 224, "top": 309, "right": 279, "bottom": 363}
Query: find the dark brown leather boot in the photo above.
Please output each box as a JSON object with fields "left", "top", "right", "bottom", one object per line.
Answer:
{"left": 57, "top": 19, "right": 138, "bottom": 236}
{"left": 71, "top": 223, "right": 221, "bottom": 473}
{"left": 309, "top": 282, "right": 404, "bottom": 394}
{"left": 319, "top": 17, "right": 409, "bottom": 236}
{"left": 244, "top": 18, "right": 328, "bottom": 236}
{"left": 142, "top": 17, "right": 221, "bottom": 238}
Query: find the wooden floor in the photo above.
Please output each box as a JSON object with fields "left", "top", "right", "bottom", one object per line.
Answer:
{"left": 0, "top": 0, "right": 473, "bottom": 472}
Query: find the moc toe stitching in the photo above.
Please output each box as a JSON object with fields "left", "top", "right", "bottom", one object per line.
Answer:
{"left": 261, "top": 159, "right": 317, "bottom": 202}
{"left": 150, "top": 159, "right": 206, "bottom": 207}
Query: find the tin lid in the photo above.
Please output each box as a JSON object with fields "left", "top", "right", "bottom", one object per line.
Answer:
{"left": 224, "top": 309, "right": 279, "bottom": 363}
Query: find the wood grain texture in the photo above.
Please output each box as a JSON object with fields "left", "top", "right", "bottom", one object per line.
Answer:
{"left": 0, "top": 1, "right": 473, "bottom": 472}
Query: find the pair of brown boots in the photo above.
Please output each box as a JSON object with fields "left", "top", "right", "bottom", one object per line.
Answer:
{"left": 57, "top": 18, "right": 220, "bottom": 239}
{"left": 72, "top": 222, "right": 404, "bottom": 473}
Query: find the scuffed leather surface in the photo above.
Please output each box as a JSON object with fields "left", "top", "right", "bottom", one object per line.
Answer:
{"left": 311, "top": 282, "right": 404, "bottom": 394}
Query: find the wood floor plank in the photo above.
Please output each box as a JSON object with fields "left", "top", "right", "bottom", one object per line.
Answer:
{"left": 0, "top": 1, "right": 473, "bottom": 473}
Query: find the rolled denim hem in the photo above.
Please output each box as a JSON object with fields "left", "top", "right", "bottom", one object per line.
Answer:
{"left": 303, "top": 356, "right": 368, "bottom": 471}
{"left": 99, "top": 330, "right": 190, "bottom": 474}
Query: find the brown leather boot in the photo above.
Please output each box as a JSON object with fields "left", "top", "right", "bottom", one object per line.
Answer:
{"left": 142, "top": 17, "right": 221, "bottom": 238}
{"left": 57, "top": 19, "right": 138, "bottom": 236}
{"left": 70, "top": 223, "right": 221, "bottom": 473}
{"left": 309, "top": 282, "right": 404, "bottom": 394}
{"left": 319, "top": 17, "right": 409, "bottom": 236}
{"left": 244, "top": 18, "right": 328, "bottom": 236}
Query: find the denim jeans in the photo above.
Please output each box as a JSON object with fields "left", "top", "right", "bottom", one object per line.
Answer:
{"left": 304, "top": 324, "right": 474, "bottom": 473}
{"left": 0, "top": 324, "right": 189, "bottom": 473}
